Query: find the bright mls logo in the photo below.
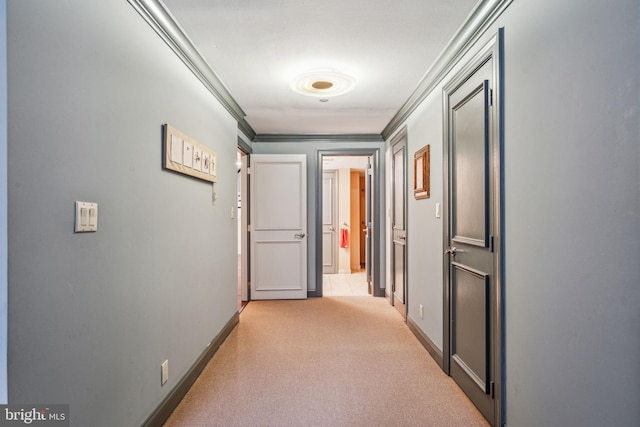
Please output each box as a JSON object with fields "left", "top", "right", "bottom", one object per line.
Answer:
{"left": 0, "top": 405, "right": 69, "bottom": 426}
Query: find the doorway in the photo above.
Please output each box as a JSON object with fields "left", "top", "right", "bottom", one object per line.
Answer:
{"left": 321, "top": 156, "right": 369, "bottom": 296}
{"left": 316, "top": 149, "right": 383, "bottom": 298}
{"left": 237, "top": 144, "right": 250, "bottom": 310}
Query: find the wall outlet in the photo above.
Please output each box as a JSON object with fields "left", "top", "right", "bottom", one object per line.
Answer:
{"left": 419, "top": 304, "right": 424, "bottom": 320}
{"left": 161, "top": 360, "right": 169, "bottom": 386}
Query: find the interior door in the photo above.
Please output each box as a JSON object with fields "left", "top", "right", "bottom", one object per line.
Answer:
{"left": 391, "top": 133, "right": 407, "bottom": 318}
{"left": 443, "top": 34, "right": 502, "bottom": 426}
{"left": 322, "top": 170, "right": 338, "bottom": 274}
{"left": 250, "top": 154, "right": 307, "bottom": 300}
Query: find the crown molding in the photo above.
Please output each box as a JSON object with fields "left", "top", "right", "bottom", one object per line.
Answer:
{"left": 128, "top": 0, "right": 247, "bottom": 124}
{"left": 238, "top": 120, "right": 256, "bottom": 141}
{"left": 382, "top": 0, "right": 514, "bottom": 140}
{"left": 252, "top": 134, "right": 384, "bottom": 143}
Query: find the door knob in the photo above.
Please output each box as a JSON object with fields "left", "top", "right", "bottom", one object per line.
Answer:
{"left": 329, "top": 226, "right": 336, "bottom": 231}
{"left": 445, "top": 247, "right": 457, "bottom": 256}
{"left": 294, "top": 233, "right": 306, "bottom": 239}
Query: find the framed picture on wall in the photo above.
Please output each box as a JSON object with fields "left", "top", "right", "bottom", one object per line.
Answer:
{"left": 414, "top": 145, "right": 430, "bottom": 199}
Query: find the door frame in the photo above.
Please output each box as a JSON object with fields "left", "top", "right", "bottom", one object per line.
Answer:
{"left": 442, "top": 29, "right": 504, "bottom": 425}
{"left": 315, "top": 148, "right": 384, "bottom": 297}
{"left": 237, "top": 138, "right": 252, "bottom": 303}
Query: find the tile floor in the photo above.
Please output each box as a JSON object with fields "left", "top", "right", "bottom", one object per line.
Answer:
{"left": 323, "top": 270, "right": 369, "bottom": 296}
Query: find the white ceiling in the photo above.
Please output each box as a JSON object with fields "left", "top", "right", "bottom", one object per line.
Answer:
{"left": 161, "top": 0, "right": 480, "bottom": 136}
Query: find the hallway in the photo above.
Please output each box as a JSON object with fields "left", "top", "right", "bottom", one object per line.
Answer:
{"left": 323, "top": 271, "right": 369, "bottom": 296}
{"left": 164, "top": 296, "right": 488, "bottom": 426}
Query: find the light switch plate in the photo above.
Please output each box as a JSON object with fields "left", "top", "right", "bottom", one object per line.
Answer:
{"left": 161, "top": 360, "right": 169, "bottom": 385}
{"left": 75, "top": 201, "right": 98, "bottom": 232}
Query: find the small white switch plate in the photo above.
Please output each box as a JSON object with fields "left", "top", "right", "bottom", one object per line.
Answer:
{"left": 75, "top": 201, "right": 98, "bottom": 232}
{"left": 435, "top": 203, "right": 441, "bottom": 219}
{"left": 419, "top": 304, "right": 424, "bottom": 319}
{"left": 161, "top": 360, "right": 169, "bottom": 386}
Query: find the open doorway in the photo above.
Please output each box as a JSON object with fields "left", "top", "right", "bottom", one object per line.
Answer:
{"left": 237, "top": 148, "right": 249, "bottom": 311}
{"left": 321, "top": 155, "right": 372, "bottom": 297}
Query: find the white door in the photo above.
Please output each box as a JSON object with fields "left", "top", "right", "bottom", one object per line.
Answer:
{"left": 322, "top": 170, "right": 338, "bottom": 274}
{"left": 250, "top": 154, "right": 307, "bottom": 300}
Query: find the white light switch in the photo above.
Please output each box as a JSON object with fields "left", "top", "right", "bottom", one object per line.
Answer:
{"left": 75, "top": 201, "right": 98, "bottom": 232}
{"left": 436, "top": 203, "right": 441, "bottom": 219}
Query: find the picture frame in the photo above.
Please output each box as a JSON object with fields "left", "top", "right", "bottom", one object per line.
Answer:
{"left": 414, "top": 145, "right": 430, "bottom": 199}
{"left": 163, "top": 124, "right": 217, "bottom": 183}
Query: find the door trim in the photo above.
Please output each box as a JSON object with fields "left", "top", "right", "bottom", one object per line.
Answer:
{"left": 237, "top": 139, "right": 252, "bottom": 302}
{"left": 315, "top": 148, "right": 384, "bottom": 297}
{"left": 442, "top": 29, "right": 504, "bottom": 426}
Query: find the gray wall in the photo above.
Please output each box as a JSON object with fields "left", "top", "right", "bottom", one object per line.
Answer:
{"left": 252, "top": 140, "right": 386, "bottom": 293}
{"left": 0, "top": 0, "right": 7, "bottom": 403}
{"left": 7, "top": 1, "right": 239, "bottom": 425}
{"left": 398, "top": 0, "right": 639, "bottom": 425}
{"left": 501, "top": 1, "right": 639, "bottom": 424}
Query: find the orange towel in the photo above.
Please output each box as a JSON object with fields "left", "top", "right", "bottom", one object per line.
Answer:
{"left": 339, "top": 227, "right": 349, "bottom": 248}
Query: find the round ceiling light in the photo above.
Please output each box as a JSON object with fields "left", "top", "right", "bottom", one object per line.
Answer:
{"left": 291, "top": 69, "right": 356, "bottom": 98}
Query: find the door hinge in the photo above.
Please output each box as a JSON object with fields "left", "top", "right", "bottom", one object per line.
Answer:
{"left": 247, "top": 167, "right": 251, "bottom": 175}
{"left": 490, "top": 381, "right": 495, "bottom": 399}
{"left": 489, "top": 89, "right": 493, "bottom": 106}
{"left": 247, "top": 224, "right": 251, "bottom": 232}
{"left": 489, "top": 235, "right": 494, "bottom": 253}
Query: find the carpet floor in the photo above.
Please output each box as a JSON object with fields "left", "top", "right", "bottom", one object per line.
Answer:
{"left": 164, "top": 296, "right": 489, "bottom": 426}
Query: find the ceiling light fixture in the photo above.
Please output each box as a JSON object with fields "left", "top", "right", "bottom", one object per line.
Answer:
{"left": 291, "top": 69, "right": 356, "bottom": 98}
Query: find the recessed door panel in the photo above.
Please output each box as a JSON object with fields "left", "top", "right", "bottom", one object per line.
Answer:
{"left": 451, "top": 264, "right": 489, "bottom": 391}
{"left": 452, "top": 85, "right": 488, "bottom": 247}
{"left": 254, "top": 161, "right": 303, "bottom": 230}
{"left": 255, "top": 241, "right": 305, "bottom": 291}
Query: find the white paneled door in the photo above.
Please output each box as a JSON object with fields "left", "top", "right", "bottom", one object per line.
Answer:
{"left": 250, "top": 154, "right": 307, "bottom": 300}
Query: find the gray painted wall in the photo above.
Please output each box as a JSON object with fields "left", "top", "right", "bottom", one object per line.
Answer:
{"left": 252, "top": 140, "right": 386, "bottom": 293}
{"left": 398, "top": 0, "right": 640, "bottom": 425}
{"left": 0, "top": 0, "right": 7, "bottom": 404}
{"left": 7, "top": 1, "right": 238, "bottom": 425}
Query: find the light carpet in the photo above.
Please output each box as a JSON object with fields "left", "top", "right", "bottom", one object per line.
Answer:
{"left": 164, "top": 296, "right": 489, "bottom": 426}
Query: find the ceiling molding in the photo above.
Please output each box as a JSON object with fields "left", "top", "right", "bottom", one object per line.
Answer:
{"left": 253, "top": 134, "right": 384, "bottom": 143}
{"left": 238, "top": 120, "right": 256, "bottom": 141}
{"left": 381, "top": 0, "right": 514, "bottom": 140}
{"left": 128, "top": 0, "right": 247, "bottom": 124}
